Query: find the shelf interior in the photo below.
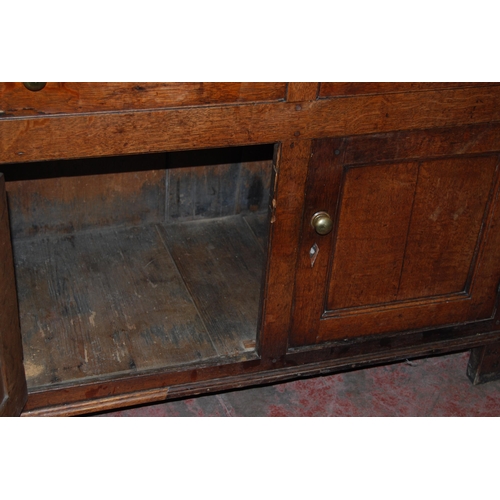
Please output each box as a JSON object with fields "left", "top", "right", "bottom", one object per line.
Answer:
{"left": 2, "top": 145, "right": 274, "bottom": 391}
{"left": 14, "top": 213, "right": 267, "bottom": 390}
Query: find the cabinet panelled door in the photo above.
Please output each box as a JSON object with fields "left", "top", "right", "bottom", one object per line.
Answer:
{"left": 291, "top": 128, "right": 500, "bottom": 347}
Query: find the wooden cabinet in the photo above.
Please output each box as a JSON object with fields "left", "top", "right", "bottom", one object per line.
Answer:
{"left": 1, "top": 82, "right": 500, "bottom": 416}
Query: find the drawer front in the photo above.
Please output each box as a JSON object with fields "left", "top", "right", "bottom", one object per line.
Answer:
{"left": 319, "top": 82, "right": 494, "bottom": 98}
{"left": 0, "top": 82, "right": 287, "bottom": 117}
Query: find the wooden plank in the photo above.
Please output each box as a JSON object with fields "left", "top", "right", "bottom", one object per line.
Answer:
{"left": 243, "top": 212, "right": 269, "bottom": 251}
{"left": 22, "top": 387, "right": 170, "bottom": 417}
{"left": 167, "top": 164, "right": 240, "bottom": 220}
{"left": 319, "top": 82, "right": 496, "bottom": 98}
{"left": 193, "top": 164, "right": 240, "bottom": 218}
{"left": 397, "top": 157, "right": 498, "bottom": 300}
{"left": 2, "top": 86, "right": 500, "bottom": 164}
{"left": 343, "top": 122, "right": 500, "bottom": 165}
{"left": 166, "top": 152, "right": 273, "bottom": 221}
{"left": 260, "top": 141, "right": 312, "bottom": 357}
{"left": 467, "top": 341, "right": 500, "bottom": 384}
{"left": 14, "top": 224, "right": 219, "bottom": 390}
{"left": 237, "top": 160, "right": 273, "bottom": 213}
{"left": 6, "top": 155, "right": 166, "bottom": 238}
{"left": 0, "top": 174, "right": 27, "bottom": 416}
{"left": 167, "top": 166, "right": 196, "bottom": 219}
{"left": 327, "top": 162, "right": 419, "bottom": 310}
{"left": 166, "top": 162, "right": 272, "bottom": 220}
{"left": 287, "top": 83, "right": 319, "bottom": 102}
{"left": 22, "top": 326, "right": 500, "bottom": 416}
{"left": 159, "top": 215, "right": 266, "bottom": 357}
{"left": 289, "top": 138, "right": 346, "bottom": 347}
{"left": 0, "top": 82, "right": 287, "bottom": 117}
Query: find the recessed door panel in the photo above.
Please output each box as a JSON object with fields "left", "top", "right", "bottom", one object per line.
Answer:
{"left": 327, "top": 162, "right": 418, "bottom": 310}
{"left": 396, "top": 157, "right": 495, "bottom": 300}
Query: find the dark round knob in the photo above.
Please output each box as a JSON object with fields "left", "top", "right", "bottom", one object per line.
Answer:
{"left": 23, "top": 82, "right": 47, "bottom": 92}
{"left": 311, "top": 211, "right": 333, "bottom": 235}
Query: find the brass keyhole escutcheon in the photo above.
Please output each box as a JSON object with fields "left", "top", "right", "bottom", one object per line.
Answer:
{"left": 311, "top": 211, "right": 333, "bottom": 235}
{"left": 23, "top": 82, "right": 47, "bottom": 92}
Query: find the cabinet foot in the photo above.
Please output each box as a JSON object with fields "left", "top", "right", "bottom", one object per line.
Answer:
{"left": 467, "top": 341, "right": 500, "bottom": 385}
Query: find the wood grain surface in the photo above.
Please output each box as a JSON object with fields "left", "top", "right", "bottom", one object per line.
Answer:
{"left": 327, "top": 162, "right": 419, "bottom": 310}
{"left": 395, "top": 157, "right": 496, "bottom": 300}
{"left": 258, "top": 141, "right": 312, "bottom": 359}
{"left": 0, "top": 82, "right": 287, "bottom": 117}
{"left": 0, "top": 174, "right": 27, "bottom": 416}
{"left": 467, "top": 341, "right": 500, "bottom": 384}
{"left": 6, "top": 154, "right": 166, "bottom": 238}
{"left": 287, "top": 83, "right": 319, "bottom": 102}
{"left": 166, "top": 159, "right": 272, "bottom": 220}
{"left": 15, "top": 215, "right": 266, "bottom": 390}
{"left": 319, "top": 82, "right": 495, "bottom": 97}
{"left": 2, "top": 86, "right": 500, "bottom": 164}
{"left": 3, "top": 83, "right": 500, "bottom": 416}
{"left": 160, "top": 215, "right": 267, "bottom": 357}
{"left": 289, "top": 138, "right": 346, "bottom": 347}
{"left": 23, "top": 325, "right": 500, "bottom": 416}
{"left": 291, "top": 132, "right": 500, "bottom": 346}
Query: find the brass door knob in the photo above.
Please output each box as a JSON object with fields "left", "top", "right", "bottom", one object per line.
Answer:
{"left": 23, "top": 82, "right": 46, "bottom": 92}
{"left": 311, "top": 211, "right": 333, "bottom": 235}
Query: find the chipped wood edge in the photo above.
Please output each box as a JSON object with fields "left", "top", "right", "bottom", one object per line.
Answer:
{"left": 21, "top": 387, "right": 169, "bottom": 417}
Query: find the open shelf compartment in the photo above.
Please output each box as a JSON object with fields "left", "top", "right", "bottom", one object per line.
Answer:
{"left": 3, "top": 145, "right": 274, "bottom": 391}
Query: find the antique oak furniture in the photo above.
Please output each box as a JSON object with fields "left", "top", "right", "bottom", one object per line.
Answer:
{"left": 1, "top": 82, "right": 500, "bottom": 416}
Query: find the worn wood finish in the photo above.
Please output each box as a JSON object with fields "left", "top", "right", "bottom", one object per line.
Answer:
{"left": 344, "top": 121, "right": 500, "bottom": 164}
{"left": 327, "top": 157, "right": 497, "bottom": 308}
{"left": 3, "top": 86, "right": 500, "bottom": 164}
{"left": 467, "top": 341, "right": 500, "bottom": 384}
{"left": 0, "top": 174, "right": 27, "bottom": 416}
{"left": 319, "top": 82, "right": 496, "bottom": 98}
{"left": 14, "top": 214, "right": 266, "bottom": 390}
{"left": 318, "top": 155, "right": 500, "bottom": 340}
{"left": 166, "top": 159, "right": 272, "bottom": 221}
{"left": 194, "top": 163, "right": 240, "bottom": 218}
{"left": 159, "top": 215, "right": 266, "bottom": 357}
{"left": 396, "top": 158, "right": 496, "bottom": 300}
{"left": 257, "top": 141, "right": 312, "bottom": 360}
{"left": 2, "top": 83, "right": 500, "bottom": 416}
{"left": 0, "top": 82, "right": 287, "bottom": 118}
{"left": 291, "top": 133, "right": 500, "bottom": 346}
{"left": 287, "top": 83, "right": 319, "bottom": 102}
{"left": 22, "top": 387, "right": 171, "bottom": 417}
{"left": 22, "top": 325, "right": 500, "bottom": 416}
{"left": 237, "top": 159, "right": 273, "bottom": 214}
{"left": 289, "top": 138, "right": 346, "bottom": 346}
{"left": 5, "top": 155, "right": 166, "bottom": 238}
{"left": 327, "top": 162, "right": 419, "bottom": 310}
{"left": 15, "top": 224, "right": 217, "bottom": 389}
{"left": 242, "top": 212, "right": 268, "bottom": 250}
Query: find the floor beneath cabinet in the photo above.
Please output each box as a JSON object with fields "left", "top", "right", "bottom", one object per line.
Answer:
{"left": 95, "top": 352, "right": 500, "bottom": 417}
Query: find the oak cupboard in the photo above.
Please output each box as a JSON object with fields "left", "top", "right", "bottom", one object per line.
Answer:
{"left": 1, "top": 82, "right": 500, "bottom": 416}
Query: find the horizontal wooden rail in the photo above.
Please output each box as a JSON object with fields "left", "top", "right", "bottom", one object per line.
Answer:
{"left": 2, "top": 86, "right": 500, "bottom": 164}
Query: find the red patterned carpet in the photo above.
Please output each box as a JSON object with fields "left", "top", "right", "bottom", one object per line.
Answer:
{"left": 95, "top": 351, "right": 500, "bottom": 417}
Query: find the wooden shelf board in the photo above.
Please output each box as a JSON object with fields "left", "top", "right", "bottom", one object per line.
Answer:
{"left": 13, "top": 214, "right": 267, "bottom": 390}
